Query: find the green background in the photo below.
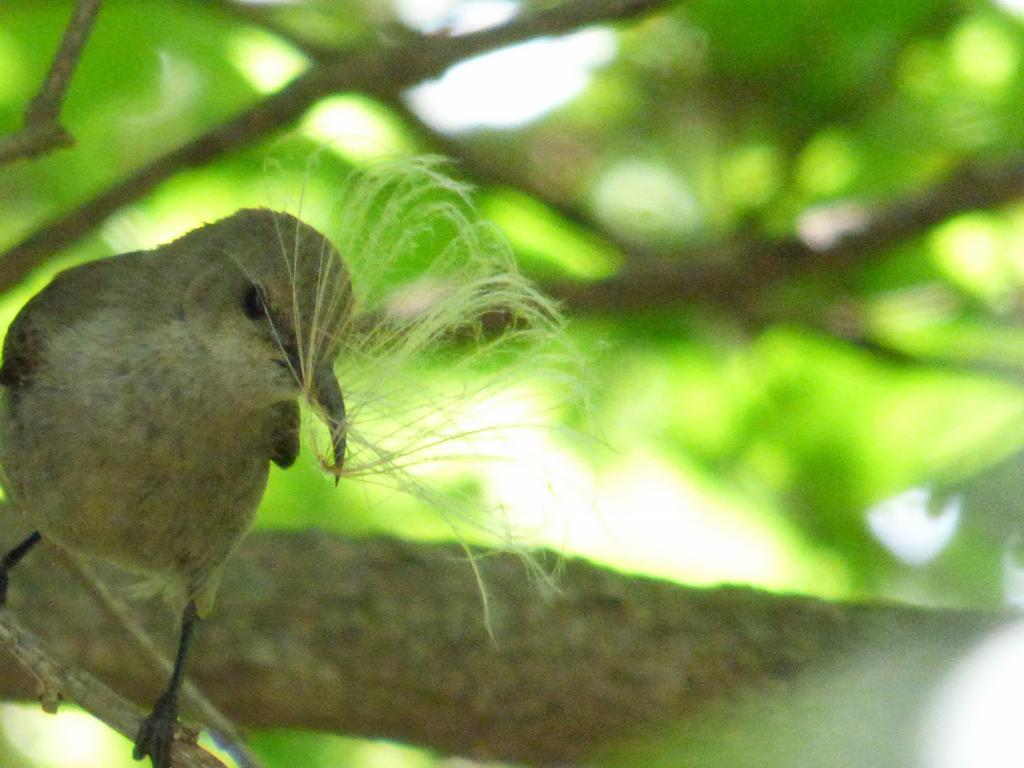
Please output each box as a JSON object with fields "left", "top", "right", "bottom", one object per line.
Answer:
{"left": 3, "top": 0, "right": 1024, "bottom": 765}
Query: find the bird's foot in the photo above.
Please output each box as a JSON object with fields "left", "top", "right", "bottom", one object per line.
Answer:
{"left": 133, "top": 693, "right": 179, "bottom": 768}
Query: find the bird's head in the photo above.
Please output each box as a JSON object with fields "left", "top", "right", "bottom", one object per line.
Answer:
{"left": 173, "top": 208, "right": 352, "bottom": 475}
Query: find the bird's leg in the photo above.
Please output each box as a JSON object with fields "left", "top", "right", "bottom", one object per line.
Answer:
{"left": 0, "top": 530, "right": 41, "bottom": 606}
{"left": 133, "top": 599, "right": 200, "bottom": 768}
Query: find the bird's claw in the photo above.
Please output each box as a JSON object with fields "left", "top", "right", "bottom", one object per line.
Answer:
{"left": 133, "top": 694, "right": 179, "bottom": 768}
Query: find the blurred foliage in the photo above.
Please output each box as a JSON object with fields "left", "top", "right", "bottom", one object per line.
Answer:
{"left": 4, "top": 0, "right": 1024, "bottom": 766}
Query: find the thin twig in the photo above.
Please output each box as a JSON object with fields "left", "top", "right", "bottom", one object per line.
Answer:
{"left": 0, "top": 609, "right": 226, "bottom": 768}
{"left": 53, "top": 548, "right": 263, "bottom": 768}
{"left": 0, "top": 0, "right": 670, "bottom": 292}
{"left": 24, "top": 0, "right": 102, "bottom": 125}
{"left": 0, "top": 0, "right": 102, "bottom": 165}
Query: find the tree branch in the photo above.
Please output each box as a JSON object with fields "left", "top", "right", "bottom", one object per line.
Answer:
{"left": 54, "top": 548, "right": 262, "bottom": 768}
{"left": 0, "top": 610, "right": 225, "bottom": 768}
{"left": 0, "top": 0, "right": 670, "bottom": 294}
{"left": 379, "top": 73, "right": 1024, "bottom": 322}
{"left": 548, "top": 157, "right": 1024, "bottom": 316}
{"left": 0, "top": 0, "right": 102, "bottom": 166}
{"left": 5, "top": 0, "right": 1017, "bottom": 329}
{"left": 363, "top": 154, "right": 1024, "bottom": 343}
{"left": 0, "top": 531, "right": 1003, "bottom": 764}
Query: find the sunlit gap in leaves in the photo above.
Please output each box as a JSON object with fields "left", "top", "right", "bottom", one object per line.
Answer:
{"left": 571, "top": 451, "right": 849, "bottom": 593}
{"left": 225, "top": 22, "right": 413, "bottom": 162}
{"left": 796, "top": 128, "right": 861, "bottom": 198}
{"left": 302, "top": 96, "right": 418, "bottom": 164}
{"left": 405, "top": 21, "right": 617, "bottom": 132}
{"left": 865, "top": 487, "right": 961, "bottom": 567}
{"left": 921, "top": 620, "right": 1024, "bottom": 767}
{"left": 995, "top": 0, "right": 1024, "bottom": 16}
{"left": 590, "top": 160, "right": 702, "bottom": 244}
{"left": 227, "top": 26, "right": 309, "bottom": 94}
{"left": 394, "top": 0, "right": 520, "bottom": 35}
{"left": 929, "top": 211, "right": 1024, "bottom": 313}
{"left": 949, "top": 14, "right": 1019, "bottom": 92}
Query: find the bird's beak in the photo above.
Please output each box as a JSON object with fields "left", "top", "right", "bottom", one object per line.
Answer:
{"left": 312, "top": 361, "right": 347, "bottom": 484}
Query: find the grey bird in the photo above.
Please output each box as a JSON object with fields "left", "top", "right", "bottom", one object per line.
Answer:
{"left": 0, "top": 209, "right": 351, "bottom": 768}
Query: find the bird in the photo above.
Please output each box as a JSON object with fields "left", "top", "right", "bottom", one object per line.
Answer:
{"left": 0, "top": 208, "right": 351, "bottom": 768}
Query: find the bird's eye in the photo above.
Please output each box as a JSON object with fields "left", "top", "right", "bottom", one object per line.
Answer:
{"left": 242, "top": 284, "right": 267, "bottom": 320}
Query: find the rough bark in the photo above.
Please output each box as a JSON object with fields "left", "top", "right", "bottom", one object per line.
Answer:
{"left": 0, "top": 531, "right": 1003, "bottom": 764}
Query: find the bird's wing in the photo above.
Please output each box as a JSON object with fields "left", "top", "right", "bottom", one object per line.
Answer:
{"left": 0, "top": 254, "right": 154, "bottom": 392}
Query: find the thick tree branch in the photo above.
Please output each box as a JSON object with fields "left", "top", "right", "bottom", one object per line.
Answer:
{"left": 0, "top": 531, "right": 1003, "bottom": 764}
{"left": 0, "top": 0, "right": 101, "bottom": 166}
{"left": 0, "top": 0, "right": 670, "bottom": 294}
